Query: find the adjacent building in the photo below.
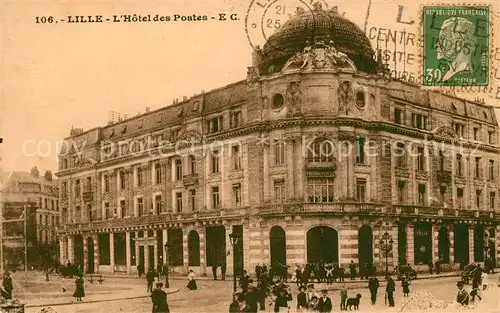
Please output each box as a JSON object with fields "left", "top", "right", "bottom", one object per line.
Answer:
{"left": 56, "top": 4, "right": 500, "bottom": 275}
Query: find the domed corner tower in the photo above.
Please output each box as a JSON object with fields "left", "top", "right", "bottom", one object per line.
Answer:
{"left": 257, "top": 3, "right": 380, "bottom": 75}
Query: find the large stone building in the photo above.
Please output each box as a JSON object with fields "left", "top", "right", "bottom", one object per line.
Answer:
{"left": 56, "top": 4, "right": 500, "bottom": 275}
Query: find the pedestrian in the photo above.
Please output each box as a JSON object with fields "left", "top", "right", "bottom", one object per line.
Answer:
{"left": 1, "top": 272, "right": 13, "bottom": 300}
{"left": 245, "top": 280, "right": 259, "bottom": 313}
{"left": 349, "top": 261, "right": 356, "bottom": 280}
{"left": 230, "top": 292, "right": 242, "bottom": 313}
{"left": 368, "top": 275, "right": 379, "bottom": 304}
{"left": 317, "top": 289, "right": 332, "bottom": 313}
{"left": 428, "top": 261, "right": 433, "bottom": 274}
{"left": 273, "top": 285, "right": 292, "bottom": 313}
{"left": 73, "top": 274, "right": 85, "bottom": 302}
{"left": 146, "top": 268, "right": 156, "bottom": 292}
{"left": 257, "top": 273, "right": 269, "bottom": 311}
{"left": 151, "top": 282, "right": 170, "bottom": 313}
{"left": 221, "top": 263, "right": 227, "bottom": 281}
{"left": 386, "top": 276, "right": 396, "bottom": 307}
{"left": 456, "top": 281, "right": 469, "bottom": 306}
{"left": 137, "top": 262, "right": 144, "bottom": 278}
{"left": 481, "top": 270, "right": 487, "bottom": 290}
{"left": 470, "top": 277, "right": 482, "bottom": 302}
{"left": 240, "top": 270, "right": 250, "bottom": 293}
{"left": 339, "top": 284, "right": 347, "bottom": 311}
{"left": 306, "top": 284, "right": 317, "bottom": 304}
{"left": 297, "top": 285, "right": 308, "bottom": 312}
{"left": 238, "top": 294, "right": 252, "bottom": 312}
{"left": 402, "top": 277, "right": 410, "bottom": 297}
{"left": 187, "top": 269, "right": 198, "bottom": 290}
{"left": 212, "top": 263, "right": 218, "bottom": 280}
{"left": 435, "top": 259, "right": 441, "bottom": 275}
{"left": 309, "top": 296, "right": 319, "bottom": 312}
{"left": 255, "top": 263, "right": 261, "bottom": 282}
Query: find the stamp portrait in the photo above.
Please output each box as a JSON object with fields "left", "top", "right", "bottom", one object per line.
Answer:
{"left": 421, "top": 5, "right": 490, "bottom": 87}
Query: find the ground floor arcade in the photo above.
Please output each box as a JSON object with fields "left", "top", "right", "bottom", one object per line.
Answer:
{"left": 59, "top": 216, "right": 500, "bottom": 275}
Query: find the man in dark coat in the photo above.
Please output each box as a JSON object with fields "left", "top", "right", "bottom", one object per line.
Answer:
{"left": 221, "top": 263, "right": 227, "bottom": 281}
{"left": 2, "top": 272, "right": 13, "bottom": 300}
{"left": 368, "top": 275, "right": 380, "bottom": 304}
{"left": 317, "top": 289, "right": 332, "bottom": 313}
{"left": 255, "top": 264, "right": 261, "bottom": 282}
{"left": 240, "top": 270, "right": 250, "bottom": 293}
{"left": 386, "top": 276, "right": 396, "bottom": 307}
{"left": 212, "top": 263, "right": 218, "bottom": 280}
{"left": 151, "top": 282, "right": 169, "bottom": 313}
{"left": 146, "top": 268, "right": 156, "bottom": 293}
{"left": 257, "top": 273, "right": 269, "bottom": 311}
{"left": 349, "top": 261, "right": 356, "bottom": 280}
{"left": 229, "top": 292, "right": 242, "bottom": 313}
{"left": 273, "top": 286, "right": 292, "bottom": 313}
{"left": 137, "top": 263, "right": 144, "bottom": 278}
{"left": 245, "top": 280, "right": 259, "bottom": 313}
{"left": 296, "top": 285, "right": 308, "bottom": 312}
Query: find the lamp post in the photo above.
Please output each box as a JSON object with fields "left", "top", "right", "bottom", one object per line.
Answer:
{"left": 379, "top": 231, "right": 394, "bottom": 278}
{"left": 229, "top": 232, "right": 239, "bottom": 293}
{"left": 164, "top": 242, "right": 170, "bottom": 288}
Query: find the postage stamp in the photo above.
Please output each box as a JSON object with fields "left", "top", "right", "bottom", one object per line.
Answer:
{"left": 421, "top": 5, "right": 490, "bottom": 87}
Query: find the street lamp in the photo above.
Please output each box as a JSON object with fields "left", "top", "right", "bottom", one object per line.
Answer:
{"left": 379, "top": 231, "right": 394, "bottom": 278}
{"left": 164, "top": 242, "right": 170, "bottom": 288}
{"left": 229, "top": 232, "right": 239, "bottom": 293}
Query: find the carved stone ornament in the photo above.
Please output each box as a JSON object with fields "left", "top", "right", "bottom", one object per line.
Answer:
{"left": 282, "top": 40, "right": 357, "bottom": 73}
{"left": 285, "top": 81, "right": 302, "bottom": 115}
{"left": 432, "top": 126, "right": 459, "bottom": 139}
{"left": 338, "top": 81, "right": 354, "bottom": 115}
{"left": 177, "top": 130, "right": 202, "bottom": 143}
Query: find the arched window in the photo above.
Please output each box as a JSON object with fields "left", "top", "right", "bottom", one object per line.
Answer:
{"left": 188, "top": 231, "right": 200, "bottom": 266}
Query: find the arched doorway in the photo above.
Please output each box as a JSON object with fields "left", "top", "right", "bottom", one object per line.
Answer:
{"left": 73, "top": 235, "right": 84, "bottom": 267}
{"left": 358, "top": 225, "right": 373, "bottom": 266}
{"left": 414, "top": 223, "right": 432, "bottom": 265}
{"left": 188, "top": 231, "right": 200, "bottom": 266}
{"left": 438, "top": 226, "right": 450, "bottom": 263}
{"left": 270, "top": 226, "right": 287, "bottom": 266}
{"left": 454, "top": 224, "right": 469, "bottom": 264}
{"left": 87, "top": 237, "right": 95, "bottom": 273}
{"left": 307, "top": 226, "right": 339, "bottom": 263}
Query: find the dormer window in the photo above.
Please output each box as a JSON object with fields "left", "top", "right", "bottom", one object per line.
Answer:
{"left": 355, "top": 89, "right": 365, "bottom": 108}
{"left": 193, "top": 101, "right": 200, "bottom": 111}
{"left": 483, "top": 111, "right": 488, "bottom": 119}
{"left": 157, "top": 113, "right": 163, "bottom": 123}
{"left": 394, "top": 108, "right": 403, "bottom": 124}
{"left": 121, "top": 125, "right": 127, "bottom": 134}
{"left": 207, "top": 116, "right": 223, "bottom": 134}
{"left": 138, "top": 119, "right": 144, "bottom": 129}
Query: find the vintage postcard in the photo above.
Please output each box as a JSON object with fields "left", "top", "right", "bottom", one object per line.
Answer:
{"left": 1, "top": 0, "right": 500, "bottom": 312}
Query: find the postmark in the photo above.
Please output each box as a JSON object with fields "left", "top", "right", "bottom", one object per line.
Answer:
{"left": 421, "top": 5, "right": 490, "bottom": 87}
{"left": 245, "top": 0, "right": 330, "bottom": 53}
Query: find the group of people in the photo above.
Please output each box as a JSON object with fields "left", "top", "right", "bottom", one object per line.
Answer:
{"left": 289, "top": 261, "right": 377, "bottom": 285}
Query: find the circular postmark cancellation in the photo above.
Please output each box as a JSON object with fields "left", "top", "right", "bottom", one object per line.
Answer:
{"left": 421, "top": 5, "right": 491, "bottom": 87}
{"left": 245, "top": 0, "right": 330, "bottom": 53}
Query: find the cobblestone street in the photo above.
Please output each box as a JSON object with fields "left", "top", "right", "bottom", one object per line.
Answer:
{"left": 14, "top": 272, "right": 500, "bottom": 313}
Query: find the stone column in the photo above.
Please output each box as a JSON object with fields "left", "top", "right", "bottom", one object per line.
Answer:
{"left": 406, "top": 224, "right": 415, "bottom": 265}
{"left": 83, "top": 236, "right": 88, "bottom": 274}
{"left": 449, "top": 225, "right": 455, "bottom": 265}
{"left": 469, "top": 225, "right": 475, "bottom": 263}
{"left": 93, "top": 234, "right": 100, "bottom": 274}
{"left": 263, "top": 145, "right": 269, "bottom": 201}
{"left": 110, "top": 232, "right": 115, "bottom": 273}
{"left": 198, "top": 226, "right": 207, "bottom": 275}
{"left": 68, "top": 236, "right": 74, "bottom": 263}
{"left": 126, "top": 232, "right": 131, "bottom": 274}
{"left": 162, "top": 229, "right": 167, "bottom": 263}
{"left": 59, "top": 237, "right": 65, "bottom": 264}
{"left": 144, "top": 245, "right": 149, "bottom": 271}
{"left": 432, "top": 224, "right": 439, "bottom": 263}
{"left": 182, "top": 231, "right": 189, "bottom": 273}
{"left": 286, "top": 141, "right": 295, "bottom": 199}
{"left": 225, "top": 225, "right": 234, "bottom": 275}
{"left": 391, "top": 224, "right": 399, "bottom": 268}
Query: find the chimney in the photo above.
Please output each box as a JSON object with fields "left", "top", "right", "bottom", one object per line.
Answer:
{"left": 31, "top": 166, "right": 40, "bottom": 178}
{"left": 201, "top": 90, "right": 205, "bottom": 94}
{"left": 252, "top": 46, "right": 263, "bottom": 68}
{"left": 146, "top": 107, "right": 151, "bottom": 113}
{"left": 183, "top": 96, "right": 188, "bottom": 101}
{"left": 44, "top": 170, "right": 52, "bottom": 181}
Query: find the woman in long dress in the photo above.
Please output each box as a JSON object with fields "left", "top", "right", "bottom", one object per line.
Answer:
{"left": 73, "top": 274, "right": 85, "bottom": 301}
{"left": 187, "top": 269, "right": 198, "bottom": 290}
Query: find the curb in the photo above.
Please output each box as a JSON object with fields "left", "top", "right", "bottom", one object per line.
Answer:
{"left": 24, "top": 288, "right": 179, "bottom": 308}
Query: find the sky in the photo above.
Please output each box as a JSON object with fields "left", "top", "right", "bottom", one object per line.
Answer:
{"left": 1, "top": 0, "right": 499, "bottom": 173}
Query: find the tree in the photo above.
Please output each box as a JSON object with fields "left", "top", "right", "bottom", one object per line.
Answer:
{"left": 36, "top": 242, "right": 59, "bottom": 281}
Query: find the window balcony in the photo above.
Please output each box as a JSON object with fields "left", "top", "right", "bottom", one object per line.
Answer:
{"left": 182, "top": 174, "right": 199, "bottom": 186}
{"left": 83, "top": 191, "right": 93, "bottom": 202}
{"left": 436, "top": 170, "right": 452, "bottom": 184}
{"left": 306, "top": 158, "right": 336, "bottom": 171}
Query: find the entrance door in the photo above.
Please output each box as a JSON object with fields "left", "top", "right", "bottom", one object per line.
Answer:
{"left": 87, "top": 237, "right": 95, "bottom": 274}
{"left": 148, "top": 245, "right": 155, "bottom": 270}
{"left": 74, "top": 235, "right": 84, "bottom": 267}
{"left": 270, "top": 226, "right": 287, "bottom": 266}
{"left": 206, "top": 226, "right": 226, "bottom": 267}
{"left": 358, "top": 225, "right": 373, "bottom": 266}
{"left": 307, "top": 226, "right": 339, "bottom": 263}
{"left": 139, "top": 246, "right": 145, "bottom": 268}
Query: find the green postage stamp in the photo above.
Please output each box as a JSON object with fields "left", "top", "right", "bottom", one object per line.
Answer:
{"left": 422, "top": 5, "right": 490, "bottom": 87}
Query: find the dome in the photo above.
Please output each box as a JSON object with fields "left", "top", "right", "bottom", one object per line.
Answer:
{"left": 258, "top": 4, "right": 379, "bottom": 75}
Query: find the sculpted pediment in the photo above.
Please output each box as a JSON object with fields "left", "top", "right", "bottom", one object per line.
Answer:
{"left": 177, "top": 130, "right": 203, "bottom": 143}
{"left": 433, "top": 126, "right": 458, "bottom": 139}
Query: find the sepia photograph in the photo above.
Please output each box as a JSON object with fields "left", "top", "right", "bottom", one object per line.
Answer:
{"left": 1, "top": 0, "right": 500, "bottom": 312}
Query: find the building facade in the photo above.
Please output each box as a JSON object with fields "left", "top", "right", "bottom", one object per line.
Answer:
{"left": 56, "top": 5, "right": 500, "bottom": 275}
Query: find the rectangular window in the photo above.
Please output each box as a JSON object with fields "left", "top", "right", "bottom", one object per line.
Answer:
{"left": 75, "top": 180, "right": 80, "bottom": 196}
{"left": 155, "top": 195, "right": 162, "bottom": 214}
{"left": 274, "top": 140, "right": 285, "bottom": 165}
{"left": 355, "top": 137, "right": 365, "bottom": 164}
{"left": 473, "top": 127, "right": 479, "bottom": 141}
{"left": 307, "top": 179, "right": 334, "bottom": 203}
{"left": 176, "top": 192, "right": 183, "bottom": 212}
{"left": 396, "top": 143, "right": 406, "bottom": 167}
{"left": 230, "top": 111, "right": 242, "bottom": 128}
{"left": 137, "top": 168, "right": 143, "bottom": 187}
{"left": 104, "top": 175, "right": 110, "bottom": 192}
{"left": 439, "top": 151, "right": 445, "bottom": 171}
{"left": 211, "top": 186, "right": 220, "bottom": 209}
{"left": 232, "top": 145, "right": 241, "bottom": 170}
{"left": 456, "top": 154, "right": 462, "bottom": 176}
{"left": 476, "top": 190, "right": 482, "bottom": 208}
{"left": 86, "top": 177, "right": 92, "bottom": 191}
{"left": 397, "top": 181, "right": 406, "bottom": 204}
{"left": 233, "top": 183, "right": 242, "bottom": 207}
{"left": 155, "top": 164, "right": 162, "bottom": 184}
{"left": 308, "top": 141, "right": 334, "bottom": 162}
{"left": 489, "top": 160, "right": 495, "bottom": 180}
{"left": 120, "top": 171, "right": 126, "bottom": 190}
{"left": 104, "top": 202, "right": 110, "bottom": 219}
{"left": 440, "top": 186, "right": 446, "bottom": 204}
{"left": 62, "top": 182, "right": 67, "bottom": 198}
{"left": 475, "top": 157, "right": 481, "bottom": 178}
{"left": 457, "top": 188, "right": 464, "bottom": 208}
{"left": 189, "top": 155, "right": 196, "bottom": 174}
{"left": 418, "top": 184, "right": 426, "bottom": 206}
{"left": 208, "top": 116, "right": 223, "bottom": 133}
{"left": 211, "top": 150, "right": 220, "bottom": 173}
{"left": 175, "top": 159, "right": 183, "bottom": 180}
{"left": 417, "top": 147, "right": 425, "bottom": 171}
{"left": 412, "top": 113, "right": 428, "bottom": 130}
{"left": 490, "top": 192, "right": 495, "bottom": 210}
{"left": 274, "top": 180, "right": 286, "bottom": 203}
{"left": 137, "top": 198, "right": 143, "bottom": 217}
{"left": 394, "top": 108, "right": 402, "bottom": 124}
{"left": 356, "top": 178, "right": 366, "bottom": 202}
{"left": 454, "top": 123, "right": 465, "bottom": 138}
{"left": 120, "top": 200, "right": 126, "bottom": 218}
{"left": 190, "top": 189, "right": 197, "bottom": 211}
